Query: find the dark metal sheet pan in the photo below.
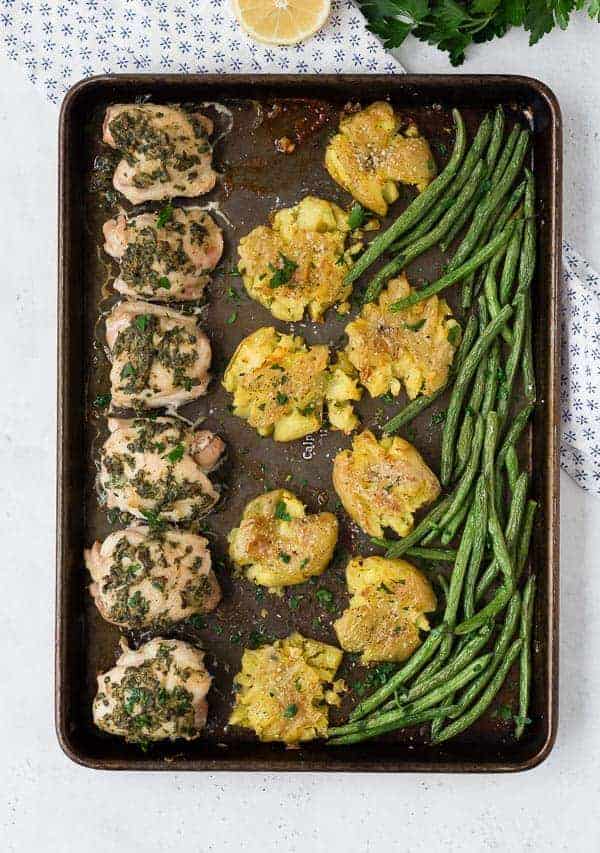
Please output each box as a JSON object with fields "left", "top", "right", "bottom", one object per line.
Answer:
{"left": 57, "top": 74, "right": 560, "bottom": 772}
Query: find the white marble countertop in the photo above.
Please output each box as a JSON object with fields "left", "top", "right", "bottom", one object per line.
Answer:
{"left": 2, "top": 21, "right": 600, "bottom": 852}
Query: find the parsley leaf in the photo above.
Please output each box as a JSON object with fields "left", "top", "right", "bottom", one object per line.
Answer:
{"left": 166, "top": 443, "right": 185, "bottom": 464}
{"left": 316, "top": 587, "right": 335, "bottom": 610}
{"left": 356, "top": 0, "right": 596, "bottom": 64}
{"left": 447, "top": 324, "right": 461, "bottom": 346}
{"left": 404, "top": 318, "right": 426, "bottom": 332}
{"left": 268, "top": 253, "right": 298, "bottom": 289}
{"left": 348, "top": 203, "right": 367, "bottom": 229}
{"left": 282, "top": 703, "right": 298, "bottom": 718}
{"left": 93, "top": 393, "right": 111, "bottom": 409}
{"left": 157, "top": 276, "right": 171, "bottom": 289}
{"left": 135, "top": 314, "right": 151, "bottom": 332}
{"left": 140, "top": 508, "right": 165, "bottom": 530}
{"left": 155, "top": 203, "right": 174, "bottom": 228}
{"left": 430, "top": 409, "right": 446, "bottom": 426}
{"left": 274, "top": 499, "right": 292, "bottom": 521}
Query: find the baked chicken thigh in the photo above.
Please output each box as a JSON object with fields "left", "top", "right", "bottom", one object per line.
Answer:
{"left": 103, "top": 103, "right": 217, "bottom": 204}
{"left": 86, "top": 526, "right": 221, "bottom": 629}
{"left": 93, "top": 638, "right": 212, "bottom": 743}
{"left": 106, "top": 301, "right": 211, "bottom": 409}
{"left": 98, "top": 417, "right": 225, "bottom": 523}
{"left": 103, "top": 207, "right": 223, "bottom": 302}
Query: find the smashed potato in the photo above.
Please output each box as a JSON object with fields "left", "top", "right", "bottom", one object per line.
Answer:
{"left": 334, "top": 556, "right": 437, "bottom": 664}
{"left": 228, "top": 489, "right": 338, "bottom": 592}
{"left": 222, "top": 327, "right": 361, "bottom": 441}
{"left": 325, "top": 102, "right": 436, "bottom": 216}
{"left": 332, "top": 430, "right": 440, "bottom": 538}
{"left": 344, "top": 274, "right": 460, "bottom": 399}
{"left": 238, "top": 196, "right": 360, "bottom": 322}
{"left": 228, "top": 633, "right": 345, "bottom": 744}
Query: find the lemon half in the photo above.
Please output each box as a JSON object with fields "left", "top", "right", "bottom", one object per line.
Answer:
{"left": 232, "top": 0, "right": 331, "bottom": 45}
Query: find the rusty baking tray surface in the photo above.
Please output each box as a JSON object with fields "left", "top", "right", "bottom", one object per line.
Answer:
{"left": 57, "top": 74, "right": 560, "bottom": 772}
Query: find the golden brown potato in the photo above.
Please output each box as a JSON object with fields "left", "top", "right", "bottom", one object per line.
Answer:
{"left": 334, "top": 556, "right": 437, "bottom": 664}
{"left": 325, "top": 102, "right": 436, "bottom": 216}
{"left": 237, "top": 196, "right": 361, "bottom": 322}
{"left": 332, "top": 429, "right": 440, "bottom": 538}
{"left": 228, "top": 633, "right": 344, "bottom": 745}
{"left": 222, "top": 327, "right": 361, "bottom": 441}
{"left": 228, "top": 489, "right": 338, "bottom": 592}
{"left": 344, "top": 274, "right": 460, "bottom": 400}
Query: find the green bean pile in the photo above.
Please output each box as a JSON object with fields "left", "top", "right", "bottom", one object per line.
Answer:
{"left": 328, "top": 107, "right": 538, "bottom": 747}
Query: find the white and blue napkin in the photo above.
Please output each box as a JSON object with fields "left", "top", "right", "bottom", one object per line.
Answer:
{"left": 1, "top": 0, "right": 597, "bottom": 496}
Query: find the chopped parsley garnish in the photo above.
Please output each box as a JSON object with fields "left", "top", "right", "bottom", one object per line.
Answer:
{"left": 188, "top": 615, "right": 206, "bottom": 630}
{"left": 279, "top": 552, "right": 291, "bottom": 564}
{"left": 227, "top": 286, "right": 241, "bottom": 302}
{"left": 93, "top": 393, "right": 111, "bottom": 409}
{"left": 274, "top": 499, "right": 292, "bottom": 521}
{"left": 348, "top": 202, "right": 367, "bottom": 229}
{"left": 447, "top": 324, "right": 461, "bottom": 346}
{"left": 120, "top": 362, "right": 136, "bottom": 379}
{"left": 282, "top": 703, "right": 298, "bottom": 718}
{"left": 430, "top": 410, "right": 446, "bottom": 426}
{"left": 289, "top": 594, "right": 303, "bottom": 609}
{"left": 276, "top": 391, "right": 289, "bottom": 405}
{"left": 248, "top": 628, "right": 273, "bottom": 648}
{"left": 226, "top": 311, "right": 238, "bottom": 324}
{"left": 316, "top": 587, "right": 335, "bottom": 610}
{"left": 404, "top": 318, "right": 426, "bottom": 332}
{"left": 157, "top": 276, "right": 171, "bottom": 289}
{"left": 353, "top": 662, "right": 397, "bottom": 697}
{"left": 140, "top": 508, "right": 165, "bottom": 529}
{"left": 135, "top": 314, "right": 151, "bottom": 332}
{"left": 166, "top": 443, "right": 185, "bottom": 464}
{"left": 268, "top": 253, "right": 298, "bottom": 289}
{"left": 381, "top": 392, "right": 395, "bottom": 405}
{"left": 155, "top": 203, "right": 174, "bottom": 228}
{"left": 107, "top": 508, "right": 123, "bottom": 525}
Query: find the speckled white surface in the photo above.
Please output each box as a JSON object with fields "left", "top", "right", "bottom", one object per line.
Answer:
{"left": 2, "top": 23, "right": 600, "bottom": 851}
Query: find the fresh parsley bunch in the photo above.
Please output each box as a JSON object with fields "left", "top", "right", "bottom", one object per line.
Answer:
{"left": 358, "top": 0, "right": 600, "bottom": 65}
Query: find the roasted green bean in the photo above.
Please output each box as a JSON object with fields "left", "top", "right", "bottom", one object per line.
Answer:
{"left": 390, "top": 222, "right": 518, "bottom": 313}
{"left": 462, "top": 477, "right": 488, "bottom": 619}
{"left": 348, "top": 624, "right": 448, "bottom": 721}
{"left": 440, "top": 308, "right": 513, "bottom": 485}
{"left": 433, "top": 639, "right": 522, "bottom": 743}
{"left": 362, "top": 159, "right": 487, "bottom": 304}
{"left": 448, "top": 592, "right": 521, "bottom": 719}
{"left": 516, "top": 575, "right": 536, "bottom": 739}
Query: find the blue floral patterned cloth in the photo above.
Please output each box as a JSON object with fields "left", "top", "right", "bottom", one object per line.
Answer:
{"left": 561, "top": 243, "right": 600, "bottom": 495}
{"left": 1, "top": 0, "right": 596, "bottom": 495}
{"left": 0, "top": 0, "right": 399, "bottom": 103}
